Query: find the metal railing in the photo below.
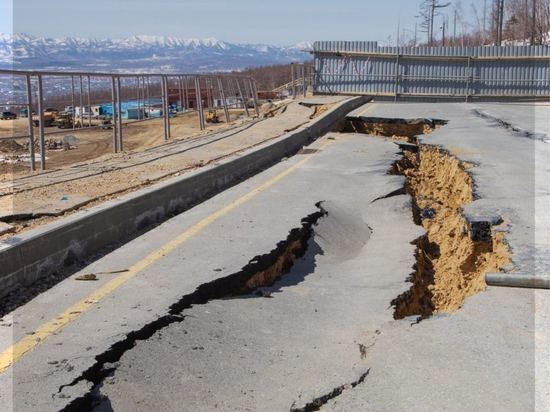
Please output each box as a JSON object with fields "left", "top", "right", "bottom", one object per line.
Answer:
{"left": 0, "top": 69, "right": 260, "bottom": 171}
{"left": 274, "top": 63, "right": 313, "bottom": 98}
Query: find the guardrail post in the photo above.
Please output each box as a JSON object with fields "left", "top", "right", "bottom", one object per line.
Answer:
{"left": 217, "top": 77, "right": 230, "bottom": 123}
{"left": 36, "top": 74, "right": 46, "bottom": 170}
{"left": 111, "top": 76, "right": 118, "bottom": 153}
{"left": 25, "top": 74, "right": 35, "bottom": 171}
{"left": 249, "top": 79, "right": 259, "bottom": 116}
{"left": 236, "top": 78, "right": 250, "bottom": 117}
{"left": 116, "top": 76, "right": 123, "bottom": 150}
{"left": 195, "top": 76, "right": 205, "bottom": 130}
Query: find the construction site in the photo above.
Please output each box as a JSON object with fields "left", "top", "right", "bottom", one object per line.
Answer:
{"left": 0, "top": 35, "right": 549, "bottom": 412}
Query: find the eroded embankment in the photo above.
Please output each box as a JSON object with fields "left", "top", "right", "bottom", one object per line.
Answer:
{"left": 343, "top": 118, "right": 511, "bottom": 318}
{"left": 392, "top": 146, "right": 510, "bottom": 317}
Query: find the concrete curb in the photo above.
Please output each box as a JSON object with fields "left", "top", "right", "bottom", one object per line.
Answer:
{"left": 0, "top": 96, "right": 370, "bottom": 298}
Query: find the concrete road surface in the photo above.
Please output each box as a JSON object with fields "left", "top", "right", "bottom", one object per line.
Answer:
{"left": 0, "top": 101, "right": 548, "bottom": 412}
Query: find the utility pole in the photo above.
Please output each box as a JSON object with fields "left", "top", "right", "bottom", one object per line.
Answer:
{"left": 442, "top": 19, "right": 446, "bottom": 46}
{"left": 453, "top": 9, "right": 457, "bottom": 41}
{"left": 428, "top": 1, "right": 451, "bottom": 45}
{"left": 430, "top": 0, "right": 435, "bottom": 44}
{"left": 496, "top": 0, "right": 505, "bottom": 46}
{"left": 483, "top": 0, "right": 487, "bottom": 40}
{"left": 396, "top": 16, "right": 401, "bottom": 47}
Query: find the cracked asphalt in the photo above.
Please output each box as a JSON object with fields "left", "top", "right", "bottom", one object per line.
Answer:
{"left": 1, "top": 101, "right": 548, "bottom": 411}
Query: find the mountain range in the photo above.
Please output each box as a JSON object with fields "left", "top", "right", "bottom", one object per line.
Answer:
{"left": 0, "top": 34, "right": 312, "bottom": 72}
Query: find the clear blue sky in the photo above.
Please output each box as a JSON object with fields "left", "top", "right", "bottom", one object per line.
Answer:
{"left": 1, "top": 0, "right": 465, "bottom": 45}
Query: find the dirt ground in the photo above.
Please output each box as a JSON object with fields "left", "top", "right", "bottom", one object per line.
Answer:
{"left": 0, "top": 110, "right": 245, "bottom": 179}
{"left": 0, "top": 101, "right": 314, "bottom": 239}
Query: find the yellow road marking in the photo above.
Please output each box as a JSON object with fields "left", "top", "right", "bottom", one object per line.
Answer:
{"left": 0, "top": 139, "right": 335, "bottom": 373}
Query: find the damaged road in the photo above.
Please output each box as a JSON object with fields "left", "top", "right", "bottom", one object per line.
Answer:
{"left": 1, "top": 130, "right": 420, "bottom": 411}
{"left": 1, "top": 101, "right": 548, "bottom": 411}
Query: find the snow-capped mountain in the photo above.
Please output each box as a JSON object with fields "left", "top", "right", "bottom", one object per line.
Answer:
{"left": 0, "top": 33, "right": 312, "bottom": 72}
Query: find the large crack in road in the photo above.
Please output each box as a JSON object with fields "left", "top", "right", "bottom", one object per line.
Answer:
{"left": 343, "top": 117, "right": 511, "bottom": 320}
{"left": 57, "top": 203, "right": 328, "bottom": 411}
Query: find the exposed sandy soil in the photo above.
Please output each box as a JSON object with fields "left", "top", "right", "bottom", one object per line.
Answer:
{"left": 393, "top": 146, "right": 511, "bottom": 317}
{"left": 309, "top": 104, "right": 333, "bottom": 119}
{"left": 344, "top": 119, "right": 440, "bottom": 140}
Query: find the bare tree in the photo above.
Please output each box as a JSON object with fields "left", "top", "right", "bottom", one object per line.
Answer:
{"left": 504, "top": 0, "right": 550, "bottom": 44}
{"left": 419, "top": 0, "right": 452, "bottom": 44}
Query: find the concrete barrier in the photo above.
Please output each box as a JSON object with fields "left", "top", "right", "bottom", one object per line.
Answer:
{"left": 0, "top": 96, "right": 370, "bottom": 298}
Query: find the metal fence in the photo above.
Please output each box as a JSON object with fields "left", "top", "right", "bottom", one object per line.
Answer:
{"left": 0, "top": 69, "right": 259, "bottom": 171}
{"left": 312, "top": 41, "right": 550, "bottom": 100}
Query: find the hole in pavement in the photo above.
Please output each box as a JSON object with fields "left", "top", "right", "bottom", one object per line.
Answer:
{"left": 58, "top": 203, "right": 328, "bottom": 411}
{"left": 341, "top": 117, "right": 447, "bottom": 142}
{"left": 339, "top": 116, "right": 511, "bottom": 320}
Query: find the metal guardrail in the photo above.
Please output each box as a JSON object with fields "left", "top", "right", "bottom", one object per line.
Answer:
{"left": 312, "top": 41, "right": 550, "bottom": 100}
{"left": 0, "top": 69, "right": 260, "bottom": 171}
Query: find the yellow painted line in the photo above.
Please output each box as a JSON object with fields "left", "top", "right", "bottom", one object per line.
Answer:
{"left": 0, "top": 139, "right": 335, "bottom": 374}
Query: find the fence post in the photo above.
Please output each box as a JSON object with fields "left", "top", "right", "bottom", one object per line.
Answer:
{"left": 146, "top": 76, "right": 151, "bottom": 110}
{"left": 87, "top": 75, "right": 92, "bottom": 127}
{"left": 217, "top": 77, "right": 230, "bottom": 123}
{"left": 25, "top": 74, "right": 35, "bottom": 171}
{"left": 79, "top": 75, "right": 84, "bottom": 127}
{"left": 394, "top": 53, "right": 400, "bottom": 102}
{"left": 195, "top": 76, "right": 205, "bottom": 130}
{"left": 302, "top": 64, "right": 307, "bottom": 97}
{"left": 36, "top": 74, "right": 46, "bottom": 170}
{"left": 249, "top": 79, "right": 259, "bottom": 116}
{"left": 71, "top": 75, "right": 76, "bottom": 130}
{"left": 116, "top": 76, "right": 123, "bottom": 151}
{"left": 165, "top": 76, "right": 171, "bottom": 140}
{"left": 236, "top": 78, "right": 250, "bottom": 117}
{"left": 178, "top": 76, "right": 183, "bottom": 113}
{"left": 183, "top": 75, "right": 189, "bottom": 111}
{"left": 111, "top": 76, "right": 119, "bottom": 153}
{"left": 465, "top": 56, "right": 471, "bottom": 102}
{"left": 161, "top": 76, "right": 171, "bottom": 141}
{"left": 291, "top": 63, "right": 296, "bottom": 99}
